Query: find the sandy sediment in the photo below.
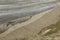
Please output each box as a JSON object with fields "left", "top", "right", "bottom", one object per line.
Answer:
{"left": 0, "top": 6, "right": 60, "bottom": 40}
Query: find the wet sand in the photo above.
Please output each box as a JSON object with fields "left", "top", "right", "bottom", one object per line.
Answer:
{"left": 0, "top": 6, "right": 60, "bottom": 40}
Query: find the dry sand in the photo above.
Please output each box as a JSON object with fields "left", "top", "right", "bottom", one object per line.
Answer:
{"left": 0, "top": 6, "right": 60, "bottom": 40}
